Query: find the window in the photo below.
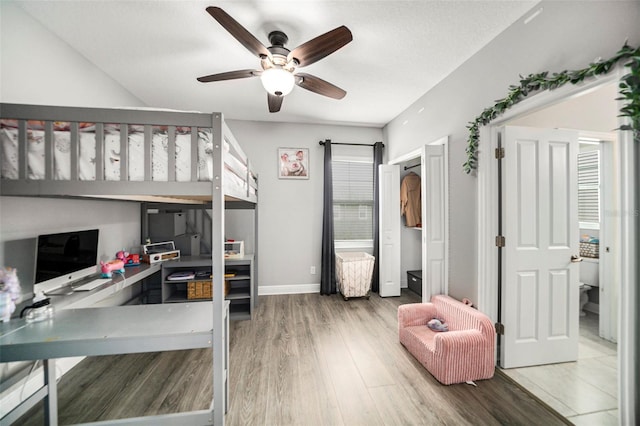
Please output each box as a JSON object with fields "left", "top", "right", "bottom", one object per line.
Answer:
{"left": 577, "top": 141, "right": 601, "bottom": 229}
{"left": 332, "top": 160, "right": 374, "bottom": 241}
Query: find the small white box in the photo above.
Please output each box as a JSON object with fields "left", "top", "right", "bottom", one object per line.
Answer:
{"left": 142, "top": 241, "right": 180, "bottom": 263}
{"left": 224, "top": 241, "right": 244, "bottom": 259}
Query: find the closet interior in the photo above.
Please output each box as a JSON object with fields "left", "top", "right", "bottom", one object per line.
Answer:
{"left": 400, "top": 157, "right": 423, "bottom": 297}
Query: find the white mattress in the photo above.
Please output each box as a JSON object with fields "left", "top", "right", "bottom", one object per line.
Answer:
{"left": 1, "top": 124, "right": 215, "bottom": 182}
{"left": 0, "top": 122, "right": 256, "bottom": 197}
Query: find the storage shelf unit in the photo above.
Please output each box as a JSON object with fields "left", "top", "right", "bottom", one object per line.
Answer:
{"left": 225, "top": 254, "right": 254, "bottom": 320}
{"left": 161, "top": 255, "right": 254, "bottom": 320}
{"left": 161, "top": 256, "right": 213, "bottom": 304}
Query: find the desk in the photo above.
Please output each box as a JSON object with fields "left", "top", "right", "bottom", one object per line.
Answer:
{"left": 0, "top": 302, "right": 229, "bottom": 425}
{"left": 42, "top": 263, "right": 161, "bottom": 311}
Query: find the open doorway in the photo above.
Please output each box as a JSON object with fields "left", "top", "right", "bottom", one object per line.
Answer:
{"left": 496, "top": 82, "right": 619, "bottom": 423}
{"left": 478, "top": 75, "right": 634, "bottom": 423}
{"left": 383, "top": 136, "right": 449, "bottom": 301}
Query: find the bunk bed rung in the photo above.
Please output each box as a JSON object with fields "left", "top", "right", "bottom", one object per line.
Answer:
{"left": 0, "top": 103, "right": 257, "bottom": 204}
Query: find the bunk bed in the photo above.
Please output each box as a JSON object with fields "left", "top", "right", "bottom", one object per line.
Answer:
{"left": 0, "top": 102, "right": 258, "bottom": 425}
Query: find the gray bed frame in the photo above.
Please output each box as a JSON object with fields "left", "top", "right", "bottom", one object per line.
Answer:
{"left": 0, "top": 102, "right": 258, "bottom": 425}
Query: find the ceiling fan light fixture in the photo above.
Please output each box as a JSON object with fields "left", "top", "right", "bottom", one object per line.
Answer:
{"left": 260, "top": 67, "right": 295, "bottom": 96}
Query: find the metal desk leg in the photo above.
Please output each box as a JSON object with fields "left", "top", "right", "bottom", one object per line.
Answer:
{"left": 43, "top": 359, "right": 58, "bottom": 426}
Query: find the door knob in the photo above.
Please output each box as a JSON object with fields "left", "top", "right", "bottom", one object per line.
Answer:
{"left": 571, "top": 255, "right": 583, "bottom": 263}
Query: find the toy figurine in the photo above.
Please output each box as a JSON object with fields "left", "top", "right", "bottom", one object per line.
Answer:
{"left": 100, "top": 259, "right": 125, "bottom": 278}
{"left": 116, "top": 250, "right": 140, "bottom": 267}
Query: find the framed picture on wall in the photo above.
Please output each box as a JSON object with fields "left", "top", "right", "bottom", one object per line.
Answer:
{"left": 278, "top": 147, "right": 309, "bottom": 179}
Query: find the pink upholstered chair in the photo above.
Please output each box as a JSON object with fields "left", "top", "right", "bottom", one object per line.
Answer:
{"left": 398, "top": 294, "right": 495, "bottom": 385}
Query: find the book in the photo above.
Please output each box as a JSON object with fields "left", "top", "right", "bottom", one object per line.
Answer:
{"left": 195, "top": 270, "right": 212, "bottom": 278}
{"left": 166, "top": 271, "right": 195, "bottom": 280}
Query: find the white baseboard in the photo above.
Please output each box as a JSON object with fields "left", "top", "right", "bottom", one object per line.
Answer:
{"left": 258, "top": 284, "right": 320, "bottom": 295}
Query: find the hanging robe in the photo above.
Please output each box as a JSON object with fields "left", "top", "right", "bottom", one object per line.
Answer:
{"left": 400, "top": 172, "right": 421, "bottom": 227}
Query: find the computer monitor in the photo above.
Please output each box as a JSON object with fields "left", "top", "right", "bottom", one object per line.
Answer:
{"left": 34, "top": 229, "right": 99, "bottom": 292}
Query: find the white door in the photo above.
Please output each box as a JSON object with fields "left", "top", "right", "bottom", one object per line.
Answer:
{"left": 422, "top": 144, "right": 447, "bottom": 299}
{"left": 379, "top": 164, "right": 401, "bottom": 297}
{"left": 501, "top": 126, "right": 580, "bottom": 368}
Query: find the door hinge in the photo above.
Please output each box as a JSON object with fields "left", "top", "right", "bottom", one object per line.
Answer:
{"left": 495, "top": 235, "right": 505, "bottom": 247}
{"left": 495, "top": 322, "right": 505, "bottom": 335}
{"left": 495, "top": 147, "right": 505, "bottom": 159}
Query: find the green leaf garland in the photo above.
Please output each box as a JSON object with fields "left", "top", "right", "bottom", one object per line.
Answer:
{"left": 463, "top": 43, "right": 640, "bottom": 174}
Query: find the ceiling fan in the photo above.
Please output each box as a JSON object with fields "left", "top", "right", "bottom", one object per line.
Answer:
{"left": 197, "top": 7, "right": 353, "bottom": 113}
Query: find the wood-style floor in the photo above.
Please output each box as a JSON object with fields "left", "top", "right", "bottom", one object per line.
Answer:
{"left": 15, "top": 290, "right": 569, "bottom": 425}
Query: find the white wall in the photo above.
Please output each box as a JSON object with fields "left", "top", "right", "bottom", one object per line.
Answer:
{"left": 509, "top": 82, "right": 618, "bottom": 131}
{"left": 0, "top": 197, "right": 141, "bottom": 296}
{"left": 383, "top": 0, "right": 640, "bottom": 302}
{"left": 0, "top": 2, "right": 144, "bottom": 107}
{"left": 226, "top": 119, "right": 383, "bottom": 292}
{"left": 0, "top": 3, "right": 146, "bottom": 296}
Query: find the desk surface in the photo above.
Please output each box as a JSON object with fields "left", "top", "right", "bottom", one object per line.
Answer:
{"left": 0, "top": 302, "right": 217, "bottom": 362}
{"left": 41, "top": 263, "right": 161, "bottom": 311}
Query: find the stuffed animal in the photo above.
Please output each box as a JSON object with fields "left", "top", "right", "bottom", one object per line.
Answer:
{"left": 427, "top": 318, "right": 449, "bottom": 332}
{"left": 0, "top": 267, "right": 21, "bottom": 322}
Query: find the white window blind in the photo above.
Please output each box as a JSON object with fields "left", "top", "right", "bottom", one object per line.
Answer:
{"left": 577, "top": 148, "right": 600, "bottom": 226}
{"left": 332, "top": 160, "right": 373, "bottom": 240}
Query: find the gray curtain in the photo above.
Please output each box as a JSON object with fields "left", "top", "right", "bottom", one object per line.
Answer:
{"left": 371, "top": 142, "right": 384, "bottom": 293}
{"left": 320, "top": 140, "right": 336, "bottom": 295}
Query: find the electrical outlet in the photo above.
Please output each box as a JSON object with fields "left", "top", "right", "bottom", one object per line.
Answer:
{"left": 310, "top": 266, "right": 316, "bottom": 275}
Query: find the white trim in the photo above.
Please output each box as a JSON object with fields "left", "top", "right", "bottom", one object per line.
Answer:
{"left": 488, "top": 72, "right": 620, "bottom": 126}
{"left": 421, "top": 136, "right": 450, "bottom": 299}
{"left": 578, "top": 222, "right": 600, "bottom": 230}
{"left": 442, "top": 139, "right": 449, "bottom": 296}
{"left": 258, "top": 284, "right": 320, "bottom": 295}
{"left": 476, "top": 125, "right": 500, "bottom": 321}
{"left": 335, "top": 240, "right": 373, "bottom": 250}
{"left": 388, "top": 147, "right": 422, "bottom": 165}
{"left": 617, "top": 105, "right": 637, "bottom": 426}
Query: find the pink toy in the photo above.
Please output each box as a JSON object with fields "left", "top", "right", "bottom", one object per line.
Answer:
{"left": 115, "top": 250, "right": 129, "bottom": 261}
{"left": 116, "top": 249, "right": 140, "bottom": 267}
{"left": 100, "top": 259, "right": 125, "bottom": 278}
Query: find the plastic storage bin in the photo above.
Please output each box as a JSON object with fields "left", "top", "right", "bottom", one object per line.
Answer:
{"left": 336, "top": 252, "right": 375, "bottom": 300}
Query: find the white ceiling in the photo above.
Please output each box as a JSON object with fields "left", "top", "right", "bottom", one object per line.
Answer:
{"left": 15, "top": 1, "right": 537, "bottom": 127}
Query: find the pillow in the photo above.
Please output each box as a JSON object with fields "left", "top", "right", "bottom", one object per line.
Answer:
{"left": 427, "top": 318, "right": 449, "bottom": 332}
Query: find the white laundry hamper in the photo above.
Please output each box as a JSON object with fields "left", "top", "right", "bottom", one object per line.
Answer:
{"left": 335, "top": 252, "right": 375, "bottom": 300}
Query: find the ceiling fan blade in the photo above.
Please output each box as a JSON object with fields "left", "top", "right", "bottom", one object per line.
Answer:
{"left": 295, "top": 73, "right": 346, "bottom": 99}
{"left": 206, "top": 6, "right": 270, "bottom": 59}
{"left": 268, "top": 93, "right": 283, "bottom": 113}
{"left": 288, "top": 26, "right": 353, "bottom": 67}
{"left": 197, "top": 69, "right": 261, "bottom": 83}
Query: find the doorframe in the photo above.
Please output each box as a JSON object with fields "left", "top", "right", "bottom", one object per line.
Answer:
{"left": 475, "top": 67, "right": 636, "bottom": 423}
{"left": 578, "top": 130, "right": 617, "bottom": 343}
{"left": 389, "top": 136, "right": 449, "bottom": 301}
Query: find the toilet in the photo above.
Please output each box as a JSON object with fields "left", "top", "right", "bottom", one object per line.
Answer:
{"left": 579, "top": 283, "right": 592, "bottom": 316}
{"left": 579, "top": 258, "right": 599, "bottom": 316}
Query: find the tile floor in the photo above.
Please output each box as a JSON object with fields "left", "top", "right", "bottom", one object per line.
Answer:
{"left": 501, "top": 312, "right": 618, "bottom": 425}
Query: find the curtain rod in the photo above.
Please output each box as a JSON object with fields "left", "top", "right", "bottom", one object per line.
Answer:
{"left": 404, "top": 163, "right": 421, "bottom": 170}
{"left": 318, "top": 140, "right": 384, "bottom": 147}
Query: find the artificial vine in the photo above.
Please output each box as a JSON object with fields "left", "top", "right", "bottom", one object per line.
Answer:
{"left": 463, "top": 42, "right": 640, "bottom": 174}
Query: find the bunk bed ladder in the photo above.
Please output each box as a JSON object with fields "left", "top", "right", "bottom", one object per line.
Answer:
{"left": 185, "top": 207, "right": 213, "bottom": 254}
